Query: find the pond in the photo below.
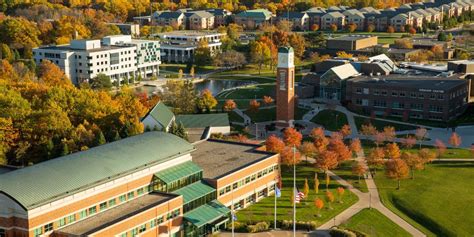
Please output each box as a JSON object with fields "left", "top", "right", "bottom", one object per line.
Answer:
{"left": 135, "top": 79, "right": 254, "bottom": 96}
{"left": 194, "top": 79, "right": 254, "bottom": 95}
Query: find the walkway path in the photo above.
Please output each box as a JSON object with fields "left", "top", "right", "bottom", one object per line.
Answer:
{"left": 315, "top": 152, "right": 426, "bottom": 237}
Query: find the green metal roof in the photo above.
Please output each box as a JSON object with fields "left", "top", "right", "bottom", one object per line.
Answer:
{"left": 155, "top": 161, "right": 202, "bottom": 184}
{"left": 146, "top": 101, "right": 175, "bottom": 128}
{"left": 172, "top": 181, "right": 215, "bottom": 204}
{"left": 0, "top": 132, "right": 194, "bottom": 210}
{"left": 184, "top": 200, "right": 230, "bottom": 228}
{"left": 175, "top": 113, "right": 229, "bottom": 128}
{"left": 236, "top": 9, "right": 272, "bottom": 19}
{"left": 278, "top": 46, "right": 294, "bottom": 53}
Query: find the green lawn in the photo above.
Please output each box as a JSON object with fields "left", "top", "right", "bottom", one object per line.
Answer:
{"left": 332, "top": 161, "right": 368, "bottom": 193}
{"left": 328, "top": 31, "right": 405, "bottom": 44}
{"left": 160, "top": 64, "right": 218, "bottom": 74}
{"left": 361, "top": 140, "right": 473, "bottom": 159}
{"left": 236, "top": 164, "right": 358, "bottom": 225}
{"left": 244, "top": 107, "right": 310, "bottom": 123}
{"left": 354, "top": 116, "right": 418, "bottom": 132}
{"left": 374, "top": 163, "right": 474, "bottom": 236}
{"left": 311, "top": 109, "right": 348, "bottom": 131}
{"left": 340, "top": 209, "right": 411, "bottom": 236}
{"left": 216, "top": 83, "right": 275, "bottom": 100}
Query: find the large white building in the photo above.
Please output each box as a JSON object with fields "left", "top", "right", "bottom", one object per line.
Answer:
{"left": 158, "top": 31, "right": 225, "bottom": 63}
{"left": 33, "top": 35, "right": 160, "bottom": 85}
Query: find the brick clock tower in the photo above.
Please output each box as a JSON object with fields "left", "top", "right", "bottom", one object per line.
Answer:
{"left": 276, "top": 46, "right": 295, "bottom": 127}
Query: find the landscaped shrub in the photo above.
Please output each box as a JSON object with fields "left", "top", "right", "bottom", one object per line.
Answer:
{"left": 227, "top": 221, "right": 247, "bottom": 232}
{"left": 279, "top": 220, "right": 318, "bottom": 231}
{"left": 246, "top": 221, "right": 270, "bottom": 233}
{"left": 329, "top": 227, "right": 357, "bottom": 237}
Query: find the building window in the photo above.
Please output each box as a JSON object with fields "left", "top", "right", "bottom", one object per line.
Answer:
{"left": 356, "top": 88, "right": 362, "bottom": 94}
{"left": 109, "top": 198, "right": 117, "bottom": 207}
{"left": 137, "top": 188, "right": 144, "bottom": 196}
{"left": 68, "top": 214, "right": 76, "bottom": 223}
{"left": 44, "top": 223, "right": 53, "bottom": 232}
{"left": 120, "top": 194, "right": 127, "bottom": 202}
{"left": 0, "top": 229, "right": 5, "bottom": 237}
{"left": 89, "top": 206, "right": 97, "bottom": 215}
{"left": 34, "top": 228, "right": 43, "bottom": 237}
{"left": 59, "top": 217, "right": 66, "bottom": 227}
{"left": 100, "top": 202, "right": 107, "bottom": 211}
{"left": 233, "top": 182, "right": 238, "bottom": 190}
{"left": 80, "top": 210, "right": 87, "bottom": 219}
{"left": 225, "top": 185, "right": 231, "bottom": 193}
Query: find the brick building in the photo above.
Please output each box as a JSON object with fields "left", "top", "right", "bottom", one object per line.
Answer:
{"left": 326, "top": 35, "right": 378, "bottom": 51}
{"left": 0, "top": 132, "right": 279, "bottom": 237}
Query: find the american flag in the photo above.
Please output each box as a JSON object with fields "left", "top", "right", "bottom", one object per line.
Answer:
{"left": 294, "top": 188, "right": 305, "bottom": 203}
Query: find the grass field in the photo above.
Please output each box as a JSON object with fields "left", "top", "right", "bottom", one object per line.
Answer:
{"left": 328, "top": 31, "right": 406, "bottom": 44}
{"left": 354, "top": 116, "right": 418, "bottom": 132}
{"left": 160, "top": 64, "right": 218, "bottom": 74}
{"left": 361, "top": 140, "right": 473, "bottom": 159}
{"left": 236, "top": 164, "right": 358, "bottom": 225}
{"left": 244, "top": 107, "right": 310, "bottom": 123}
{"left": 374, "top": 163, "right": 474, "bottom": 236}
{"left": 332, "top": 161, "right": 368, "bottom": 193}
{"left": 311, "top": 110, "right": 348, "bottom": 131}
{"left": 340, "top": 209, "right": 411, "bottom": 236}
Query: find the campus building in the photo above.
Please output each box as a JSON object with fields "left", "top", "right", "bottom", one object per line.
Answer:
{"left": 158, "top": 31, "right": 225, "bottom": 63}
{"left": 326, "top": 35, "right": 378, "bottom": 51}
{"left": 0, "top": 132, "right": 279, "bottom": 237}
{"left": 32, "top": 35, "right": 160, "bottom": 85}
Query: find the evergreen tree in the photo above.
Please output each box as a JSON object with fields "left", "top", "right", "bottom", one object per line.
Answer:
{"left": 61, "top": 142, "right": 69, "bottom": 156}
{"left": 95, "top": 131, "right": 106, "bottom": 145}
{"left": 177, "top": 122, "right": 188, "bottom": 141}
{"left": 437, "top": 32, "right": 447, "bottom": 41}
{"left": 113, "top": 131, "right": 121, "bottom": 141}
{"left": 46, "top": 139, "right": 54, "bottom": 159}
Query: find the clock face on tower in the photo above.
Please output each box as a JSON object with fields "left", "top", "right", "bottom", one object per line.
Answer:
{"left": 278, "top": 54, "right": 288, "bottom": 67}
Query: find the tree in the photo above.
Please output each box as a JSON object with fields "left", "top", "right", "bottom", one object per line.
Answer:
{"left": 448, "top": 132, "right": 462, "bottom": 147}
{"left": 90, "top": 73, "right": 113, "bottom": 90}
{"left": 336, "top": 187, "right": 345, "bottom": 203}
{"left": 408, "top": 27, "right": 417, "bottom": 35}
{"left": 194, "top": 40, "right": 212, "bottom": 67}
{"left": 431, "top": 45, "right": 444, "bottom": 60}
{"left": 339, "top": 124, "right": 351, "bottom": 138}
{"left": 310, "top": 24, "right": 320, "bottom": 32}
{"left": 0, "top": 44, "right": 13, "bottom": 62}
{"left": 367, "top": 148, "right": 385, "bottom": 172}
{"left": 367, "top": 24, "right": 375, "bottom": 33}
{"left": 94, "top": 131, "right": 106, "bottom": 146}
{"left": 352, "top": 161, "right": 368, "bottom": 183}
{"left": 385, "top": 158, "right": 409, "bottom": 189}
{"left": 303, "top": 178, "right": 310, "bottom": 197}
{"left": 418, "top": 148, "right": 436, "bottom": 164}
{"left": 316, "top": 150, "right": 338, "bottom": 174}
{"left": 263, "top": 96, "right": 274, "bottom": 106}
{"left": 0, "top": 17, "right": 41, "bottom": 56}
{"left": 415, "top": 127, "right": 428, "bottom": 149}
{"left": 249, "top": 41, "right": 271, "bottom": 74}
{"left": 288, "top": 33, "right": 306, "bottom": 59}
{"left": 360, "top": 123, "right": 377, "bottom": 136}
{"left": 265, "top": 135, "right": 285, "bottom": 153}
{"left": 330, "top": 24, "right": 338, "bottom": 32}
{"left": 300, "top": 141, "right": 316, "bottom": 163}
{"left": 38, "top": 60, "right": 71, "bottom": 87}
{"left": 336, "top": 51, "right": 353, "bottom": 58}
{"left": 325, "top": 191, "right": 335, "bottom": 209}
{"left": 447, "top": 33, "right": 453, "bottom": 41}
{"left": 383, "top": 126, "right": 396, "bottom": 142}
{"left": 248, "top": 99, "right": 261, "bottom": 113}
{"left": 196, "top": 89, "right": 217, "bottom": 113}
{"left": 314, "top": 198, "right": 324, "bottom": 217}
{"left": 314, "top": 174, "right": 320, "bottom": 194}
{"left": 283, "top": 127, "right": 303, "bottom": 147}
{"left": 223, "top": 99, "right": 237, "bottom": 112}
{"left": 394, "top": 39, "right": 413, "bottom": 49}
{"left": 401, "top": 136, "right": 417, "bottom": 149}
{"left": 387, "top": 26, "right": 395, "bottom": 34}
{"left": 434, "top": 139, "right": 447, "bottom": 158}
{"left": 438, "top": 31, "right": 447, "bottom": 41}
{"left": 347, "top": 23, "right": 357, "bottom": 33}
{"left": 189, "top": 66, "right": 195, "bottom": 78}
{"left": 214, "top": 50, "right": 247, "bottom": 69}
{"left": 158, "top": 80, "right": 197, "bottom": 114}
{"left": 328, "top": 137, "right": 352, "bottom": 162}
{"left": 178, "top": 69, "right": 183, "bottom": 79}
{"left": 374, "top": 132, "right": 386, "bottom": 147}
{"left": 401, "top": 152, "right": 424, "bottom": 179}
{"left": 385, "top": 143, "right": 401, "bottom": 159}
{"left": 350, "top": 138, "right": 362, "bottom": 155}
{"left": 280, "top": 146, "right": 301, "bottom": 167}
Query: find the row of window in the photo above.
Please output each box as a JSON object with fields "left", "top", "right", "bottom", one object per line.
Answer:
{"left": 118, "top": 209, "right": 180, "bottom": 237}
{"left": 219, "top": 165, "right": 278, "bottom": 197}
{"left": 33, "top": 184, "right": 153, "bottom": 237}
{"left": 355, "top": 99, "right": 447, "bottom": 112}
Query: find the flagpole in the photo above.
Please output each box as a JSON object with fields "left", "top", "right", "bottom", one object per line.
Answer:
{"left": 232, "top": 190, "right": 235, "bottom": 237}
{"left": 274, "top": 179, "right": 277, "bottom": 230}
{"left": 293, "top": 145, "right": 296, "bottom": 237}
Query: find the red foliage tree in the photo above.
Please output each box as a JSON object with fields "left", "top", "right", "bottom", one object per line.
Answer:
{"left": 280, "top": 146, "right": 301, "bottom": 167}
{"left": 350, "top": 138, "right": 362, "bottom": 154}
{"left": 316, "top": 150, "right": 338, "bottom": 173}
{"left": 434, "top": 139, "right": 447, "bottom": 158}
{"left": 385, "top": 158, "right": 409, "bottom": 189}
{"left": 283, "top": 127, "right": 302, "bottom": 147}
{"left": 340, "top": 124, "right": 352, "bottom": 138}
{"left": 401, "top": 136, "right": 417, "bottom": 149}
{"left": 448, "top": 132, "right": 462, "bottom": 147}
{"left": 223, "top": 99, "right": 237, "bottom": 111}
{"left": 249, "top": 99, "right": 260, "bottom": 113}
{"left": 385, "top": 142, "right": 401, "bottom": 159}
{"left": 265, "top": 135, "right": 285, "bottom": 153}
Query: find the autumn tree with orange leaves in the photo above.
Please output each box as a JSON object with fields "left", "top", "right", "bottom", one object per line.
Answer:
{"left": 280, "top": 146, "right": 301, "bottom": 167}
{"left": 385, "top": 143, "right": 401, "bottom": 159}
{"left": 385, "top": 158, "right": 409, "bottom": 189}
{"left": 316, "top": 150, "right": 339, "bottom": 173}
{"left": 262, "top": 96, "right": 274, "bottom": 106}
{"left": 283, "top": 127, "right": 303, "bottom": 147}
{"left": 434, "top": 139, "right": 447, "bottom": 158}
{"left": 401, "top": 136, "right": 417, "bottom": 149}
{"left": 328, "top": 136, "right": 352, "bottom": 162}
{"left": 352, "top": 161, "right": 367, "bottom": 182}
{"left": 300, "top": 141, "right": 316, "bottom": 163}
{"left": 311, "top": 127, "right": 329, "bottom": 153}
{"left": 249, "top": 99, "right": 260, "bottom": 113}
{"left": 367, "top": 148, "right": 385, "bottom": 174}
{"left": 401, "top": 152, "right": 424, "bottom": 179}
{"left": 418, "top": 148, "right": 436, "bottom": 164}
{"left": 222, "top": 99, "right": 237, "bottom": 112}
{"left": 265, "top": 135, "right": 285, "bottom": 153}
{"left": 383, "top": 126, "right": 396, "bottom": 142}
{"left": 339, "top": 124, "right": 351, "bottom": 138}
{"left": 350, "top": 138, "right": 362, "bottom": 155}
{"left": 448, "top": 132, "right": 462, "bottom": 147}
{"left": 314, "top": 198, "right": 324, "bottom": 217}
